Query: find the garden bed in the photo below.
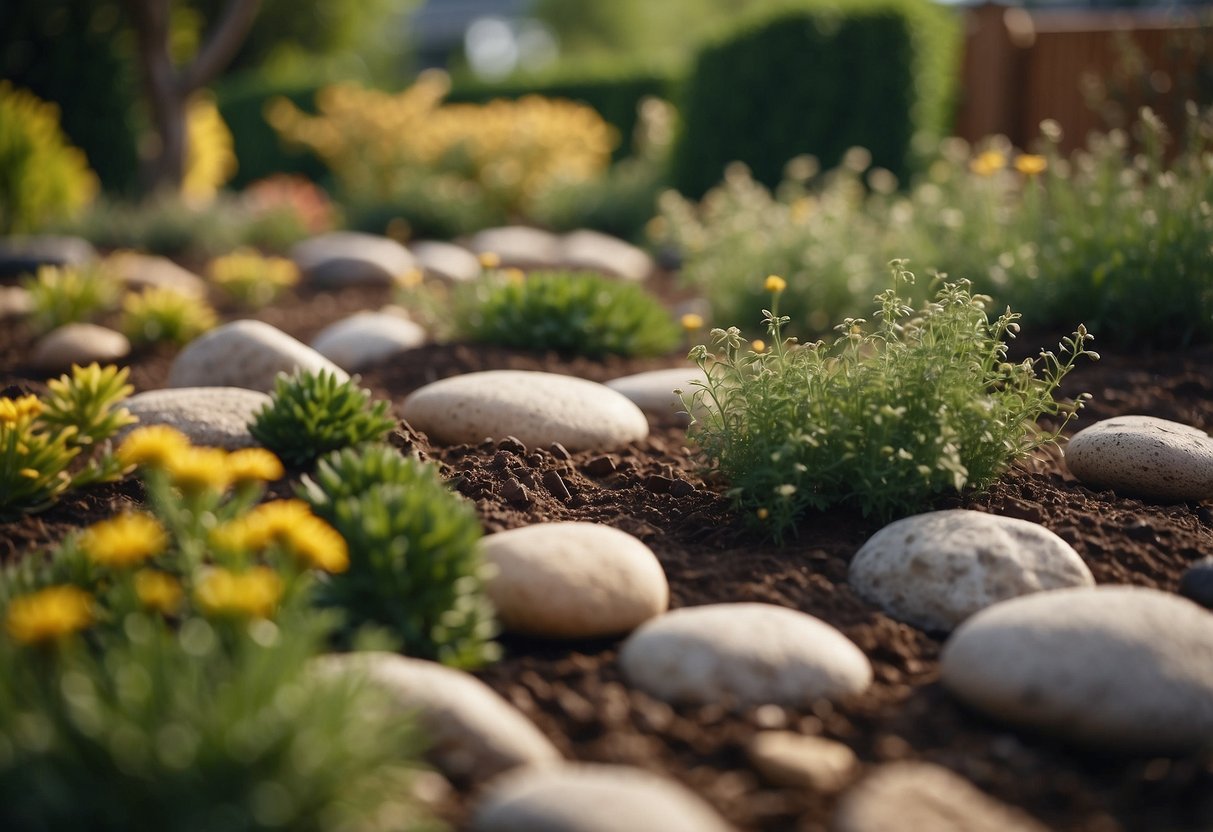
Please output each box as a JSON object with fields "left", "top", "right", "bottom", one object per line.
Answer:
{"left": 3, "top": 278, "right": 1213, "bottom": 831}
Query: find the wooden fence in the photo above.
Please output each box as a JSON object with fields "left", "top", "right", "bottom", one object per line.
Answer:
{"left": 953, "top": 2, "right": 1212, "bottom": 152}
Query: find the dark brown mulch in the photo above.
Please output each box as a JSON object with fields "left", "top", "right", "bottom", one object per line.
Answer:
{"left": 3, "top": 282, "right": 1213, "bottom": 832}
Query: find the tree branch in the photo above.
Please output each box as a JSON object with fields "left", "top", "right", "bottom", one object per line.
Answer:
{"left": 179, "top": 0, "right": 262, "bottom": 94}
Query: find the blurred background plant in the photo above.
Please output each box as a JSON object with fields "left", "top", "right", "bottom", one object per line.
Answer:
{"left": 22, "top": 264, "right": 121, "bottom": 334}
{"left": 208, "top": 247, "right": 300, "bottom": 308}
{"left": 120, "top": 286, "right": 218, "bottom": 347}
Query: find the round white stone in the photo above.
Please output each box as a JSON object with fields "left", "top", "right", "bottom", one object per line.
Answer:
{"left": 106, "top": 251, "right": 208, "bottom": 298}
{"left": 314, "top": 652, "right": 561, "bottom": 782}
{"left": 1064, "top": 414, "right": 1213, "bottom": 500}
{"left": 619, "top": 603, "right": 872, "bottom": 709}
{"left": 482, "top": 522, "right": 669, "bottom": 638}
{"left": 746, "top": 731, "right": 858, "bottom": 792}
{"left": 0, "top": 285, "right": 33, "bottom": 319}
{"left": 941, "top": 585, "right": 1213, "bottom": 752}
{"left": 291, "top": 231, "right": 416, "bottom": 288}
{"left": 309, "top": 310, "right": 425, "bottom": 372}
{"left": 401, "top": 370, "right": 648, "bottom": 451}
{"left": 833, "top": 761, "right": 1050, "bottom": 832}
{"left": 168, "top": 319, "right": 349, "bottom": 392}
{"left": 119, "top": 387, "right": 272, "bottom": 449}
{"left": 848, "top": 509, "right": 1094, "bottom": 632}
{"left": 604, "top": 367, "right": 708, "bottom": 421}
{"left": 410, "top": 240, "right": 482, "bottom": 283}
{"left": 31, "top": 323, "right": 130, "bottom": 370}
{"left": 467, "top": 226, "right": 562, "bottom": 270}
{"left": 559, "top": 229, "right": 654, "bottom": 282}
{"left": 471, "top": 764, "right": 735, "bottom": 832}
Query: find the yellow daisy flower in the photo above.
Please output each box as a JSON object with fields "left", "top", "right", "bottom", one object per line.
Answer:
{"left": 195, "top": 567, "right": 282, "bottom": 619}
{"left": 680, "top": 313, "right": 704, "bottom": 332}
{"left": 1014, "top": 154, "right": 1048, "bottom": 177}
{"left": 226, "top": 448, "right": 284, "bottom": 484}
{"left": 79, "top": 512, "right": 167, "bottom": 569}
{"left": 134, "top": 570, "right": 183, "bottom": 615}
{"left": 5, "top": 585, "right": 93, "bottom": 645}
{"left": 764, "top": 275, "right": 787, "bottom": 293}
{"left": 118, "top": 425, "right": 192, "bottom": 470}
{"left": 970, "top": 150, "right": 1007, "bottom": 177}
{"left": 165, "top": 446, "right": 232, "bottom": 495}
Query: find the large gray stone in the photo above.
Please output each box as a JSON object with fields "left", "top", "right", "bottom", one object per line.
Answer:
{"left": 105, "top": 251, "right": 207, "bottom": 298}
{"left": 466, "top": 226, "right": 562, "bottom": 271}
{"left": 291, "top": 231, "right": 417, "bottom": 289}
{"left": 0, "top": 235, "right": 96, "bottom": 279}
{"left": 31, "top": 324, "right": 130, "bottom": 371}
{"left": 119, "top": 387, "right": 271, "bottom": 449}
{"left": 167, "top": 319, "right": 348, "bottom": 392}
{"left": 560, "top": 229, "right": 654, "bottom": 282}
{"left": 410, "top": 240, "right": 482, "bottom": 283}
{"left": 1064, "top": 415, "right": 1213, "bottom": 501}
{"left": 604, "top": 367, "right": 709, "bottom": 421}
{"left": 309, "top": 310, "right": 426, "bottom": 372}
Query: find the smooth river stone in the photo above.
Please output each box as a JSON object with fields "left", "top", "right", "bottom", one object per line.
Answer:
{"left": 167, "top": 319, "right": 349, "bottom": 392}
{"left": 466, "top": 226, "right": 562, "bottom": 270}
{"left": 559, "top": 229, "right": 655, "bottom": 282}
{"left": 119, "top": 387, "right": 272, "bottom": 449}
{"left": 481, "top": 522, "right": 668, "bottom": 638}
{"left": 31, "top": 323, "right": 130, "bottom": 370}
{"left": 833, "top": 761, "right": 1050, "bottom": 832}
{"left": 472, "top": 764, "right": 735, "bottom": 832}
{"left": 848, "top": 509, "right": 1094, "bottom": 632}
{"left": 410, "top": 240, "right": 482, "bottom": 283}
{"left": 1064, "top": 415, "right": 1213, "bottom": 500}
{"left": 1178, "top": 555, "right": 1213, "bottom": 610}
{"left": 314, "top": 652, "right": 561, "bottom": 783}
{"left": 291, "top": 231, "right": 417, "bottom": 289}
{"left": 604, "top": 367, "right": 708, "bottom": 421}
{"left": 0, "top": 286, "right": 33, "bottom": 319}
{"left": 941, "top": 585, "right": 1213, "bottom": 752}
{"left": 401, "top": 370, "right": 648, "bottom": 452}
{"left": 105, "top": 251, "right": 207, "bottom": 298}
{"left": 309, "top": 310, "right": 425, "bottom": 372}
{"left": 0, "top": 235, "right": 96, "bottom": 278}
{"left": 619, "top": 603, "right": 872, "bottom": 710}
{"left": 747, "top": 731, "right": 859, "bottom": 793}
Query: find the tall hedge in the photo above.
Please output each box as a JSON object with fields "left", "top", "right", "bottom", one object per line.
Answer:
{"left": 671, "top": 0, "right": 959, "bottom": 198}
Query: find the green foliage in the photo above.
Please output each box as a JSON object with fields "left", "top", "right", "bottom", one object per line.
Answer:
{"left": 120, "top": 288, "right": 218, "bottom": 347}
{"left": 344, "top": 179, "right": 504, "bottom": 241}
{"left": 21, "top": 264, "right": 120, "bottom": 334}
{"left": 250, "top": 370, "right": 396, "bottom": 468}
{"left": 299, "top": 444, "right": 499, "bottom": 668}
{"left": 449, "top": 270, "right": 681, "bottom": 359}
{"left": 685, "top": 265, "right": 1097, "bottom": 539}
{"left": 671, "top": 0, "right": 958, "bottom": 199}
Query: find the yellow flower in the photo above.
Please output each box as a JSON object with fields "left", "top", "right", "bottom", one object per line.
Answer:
{"left": 79, "top": 512, "right": 167, "bottom": 569}
{"left": 212, "top": 500, "right": 349, "bottom": 573}
{"left": 478, "top": 252, "right": 501, "bottom": 269}
{"left": 1014, "top": 154, "right": 1048, "bottom": 177}
{"left": 680, "top": 313, "right": 704, "bottom": 332}
{"left": 225, "top": 448, "right": 284, "bottom": 484}
{"left": 764, "top": 275, "right": 787, "bottom": 293}
{"left": 0, "top": 394, "right": 43, "bottom": 427}
{"left": 166, "top": 446, "right": 232, "bottom": 495}
{"left": 756, "top": 507, "right": 770, "bottom": 521}
{"left": 118, "top": 425, "right": 192, "bottom": 470}
{"left": 751, "top": 339, "right": 767, "bottom": 353}
{"left": 195, "top": 567, "right": 283, "bottom": 619}
{"left": 503, "top": 267, "right": 526, "bottom": 285}
{"left": 5, "top": 585, "right": 93, "bottom": 645}
{"left": 134, "top": 570, "right": 183, "bottom": 615}
{"left": 970, "top": 150, "right": 1007, "bottom": 177}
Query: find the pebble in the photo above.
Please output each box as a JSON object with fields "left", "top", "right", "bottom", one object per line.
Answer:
{"left": 290, "top": 231, "right": 417, "bottom": 289}
{"left": 0, "top": 285, "right": 33, "bottom": 319}
{"left": 471, "top": 763, "right": 735, "bottom": 832}
{"left": 619, "top": 603, "right": 872, "bottom": 709}
{"left": 401, "top": 370, "right": 648, "bottom": 452}
{"left": 1178, "top": 555, "right": 1213, "bottom": 609}
{"left": 560, "top": 229, "right": 655, "bottom": 282}
{"left": 481, "top": 522, "right": 669, "bottom": 639}
{"left": 105, "top": 251, "right": 208, "bottom": 298}
{"left": 309, "top": 310, "right": 426, "bottom": 372}
{"left": 314, "top": 651, "right": 562, "bottom": 782}
{"left": 848, "top": 509, "right": 1094, "bottom": 632}
{"left": 0, "top": 235, "right": 96, "bottom": 278}
{"left": 410, "top": 240, "right": 482, "bottom": 283}
{"left": 466, "top": 226, "right": 562, "bottom": 270}
{"left": 31, "top": 323, "right": 130, "bottom": 371}
{"left": 118, "top": 387, "right": 272, "bottom": 449}
{"left": 167, "top": 319, "right": 349, "bottom": 392}
{"left": 833, "top": 761, "right": 1050, "bottom": 832}
{"left": 746, "top": 731, "right": 858, "bottom": 792}
{"left": 604, "top": 367, "right": 709, "bottom": 421}
{"left": 1064, "top": 414, "right": 1213, "bottom": 500}
{"left": 940, "top": 585, "right": 1213, "bottom": 752}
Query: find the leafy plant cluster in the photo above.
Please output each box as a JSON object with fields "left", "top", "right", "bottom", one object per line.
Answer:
{"left": 684, "top": 266, "right": 1097, "bottom": 539}
{"left": 0, "top": 363, "right": 134, "bottom": 518}
{"left": 208, "top": 247, "right": 301, "bottom": 308}
{"left": 0, "top": 426, "right": 436, "bottom": 831}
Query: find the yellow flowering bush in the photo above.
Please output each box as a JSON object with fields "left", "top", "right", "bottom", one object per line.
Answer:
{"left": 120, "top": 286, "right": 218, "bottom": 346}
{"left": 22, "top": 263, "right": 121, "bottom": 334}
{"left": 183, "top": 92, "right": 237, "bottom": 203}
{"left": 207, "top": 247, "right": 300, "bottom": 307}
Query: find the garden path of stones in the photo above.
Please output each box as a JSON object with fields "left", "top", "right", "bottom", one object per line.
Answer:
{"left": 3, "top": 231, "right": 1213, "bottom": 831}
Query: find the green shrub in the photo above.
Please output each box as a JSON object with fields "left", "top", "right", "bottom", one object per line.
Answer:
{"left": 120, "top": 288, "right": 218, "bottom": 347}
{"left": 671, "top": 0, "right": 958, "bottom": 199}
{"left": 299, "top": 444, "right": 499, "bottom": 668}
{"left": 448, "top": 270, "right": 681, "bottom": 358}
{"left": 685, "top": 265, "right": 1097, "bottom": 539}
{"left": 249, "top": 370, "right": 396, "bottom": 468}
{"left": 21, "top": 264, "right": 120, "bottom": 334}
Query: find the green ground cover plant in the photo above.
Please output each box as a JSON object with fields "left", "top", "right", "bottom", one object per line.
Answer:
{"left": 120, "top": 287, "right": 218, "bottom": 347}
{"left": 22, "top": 264, "right": 120, "bottom": 334}
{"left": 684, "top": 266, "right": 1097, "bottom": 540}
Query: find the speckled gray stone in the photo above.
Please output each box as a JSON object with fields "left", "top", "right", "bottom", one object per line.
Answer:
{"left": 401, "top": 370, "right": 648, "bottom": 452}
{"left": 466, "top": 226, "right": 562, "bottom": 270}
{"left": 604, "top": 367, "right": 708, "bottom": 421}
{"left": 560, "top": 229, "right": 654, "bottom": 282}
{"left": 1064, "top": 415, "right": 1213, "bottom": 500}
{"left": 941, "top": 585, "right": 1213, "bottom": 752}
{"left": 833, "top": 761, "right": 1050, "bottom": 832}
{"left": 118, "top": 387, "right": 272, "bottom": 449}
{"left": 31, "top": 323, "right": 130, "bottom": 370}
{"left": 482, "top": 522, "right": 668, "bottom": 638}
{"left": 410, "top": 240, "right": 482, "bottom": 283}
{"left": 309, "top": 310, "right": 425, "bottom": 372}
{"left": 471, "top": 764, "right": 736, "bottom": 832}
{"left": 314, "top": 652, "right": 561, "bottom": 783}
{"left": 848, "top": 509, "right": 1094, "bottom": 632}
{"left": 167, "top": 319, "right": 348, "bottom": 392}
{"left": 291, "top": 231, "right": 417, "bottom": 288}
{"left": 619, "top": 603, "right": 872, "bottom": 710}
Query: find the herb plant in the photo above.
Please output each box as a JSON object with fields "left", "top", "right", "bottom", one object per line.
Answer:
{"left": 209, "top": 247, "right": 300, "bottom": 308}
{"left": 299, "top": 443, "right": 499, "bottom": 668}
{"left": 249, "top": 369, "right": 396, "bottom": 467}
{"left": 21, "top": 264, "right": 120, "bottom": 333}
{"left": 684, "top": 265, "right": 1097, "bottom": 539}
{"left": 120, "top": 287, "right": 218, "bottom": 346}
